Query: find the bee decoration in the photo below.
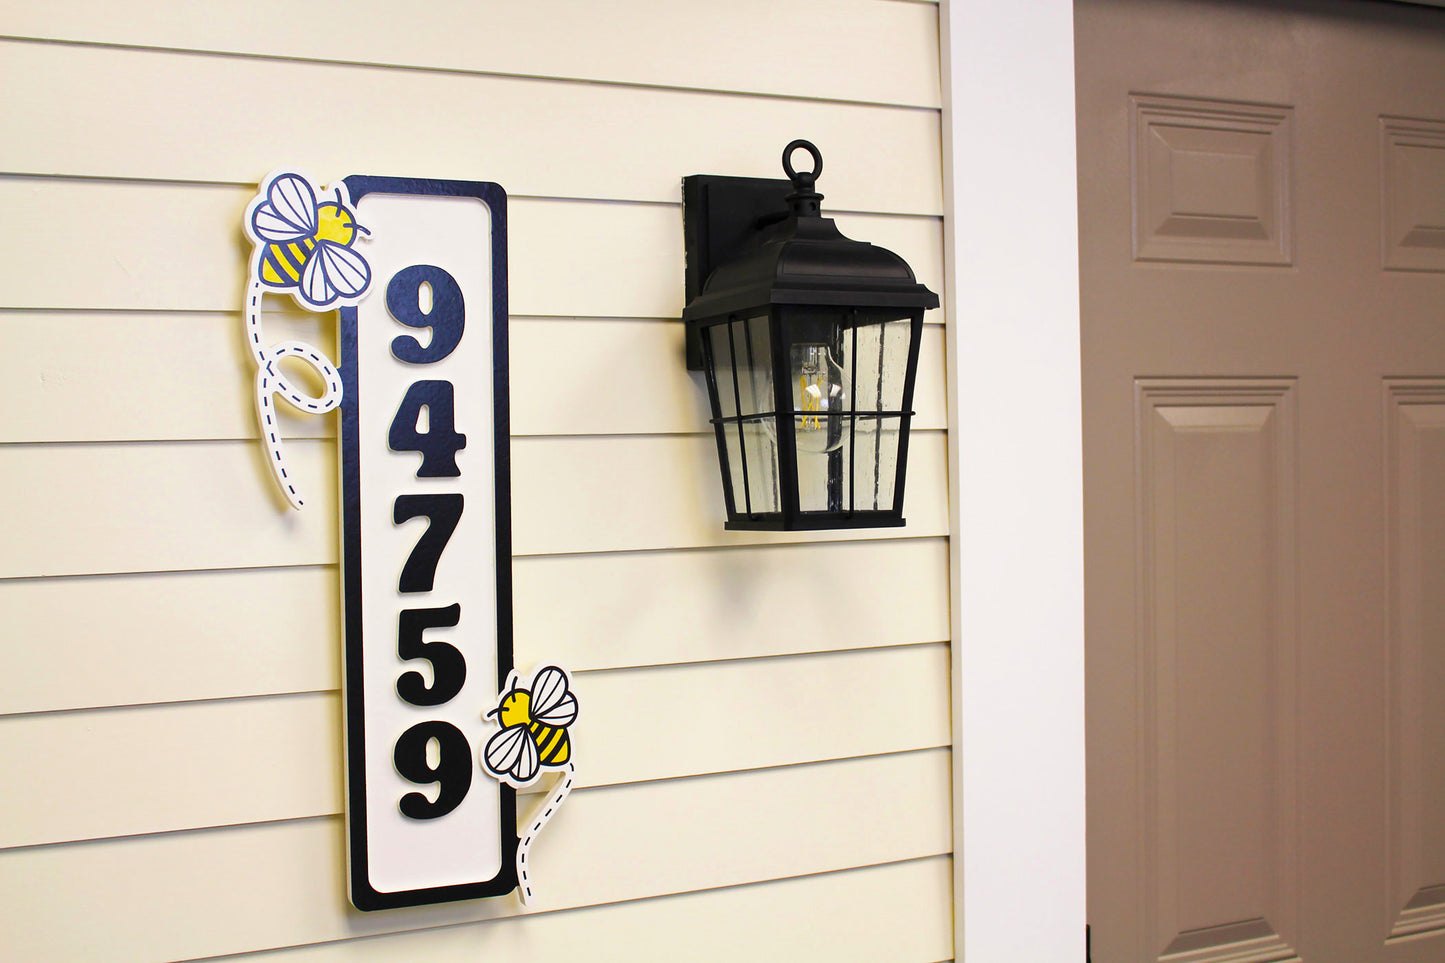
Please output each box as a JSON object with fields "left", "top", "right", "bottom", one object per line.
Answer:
{"left": 481, "top": 665, "right": 579, "bottom": 904}
{"left": 249, "top": 172, "right": 372, "bottom": 308}
{"left": 241, "top": 170, "right": 374, "bottom": 510}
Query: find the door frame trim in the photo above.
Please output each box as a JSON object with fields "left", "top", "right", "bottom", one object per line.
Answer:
{"left": 941, "top": 2, "right": 1086, "bottom": 958}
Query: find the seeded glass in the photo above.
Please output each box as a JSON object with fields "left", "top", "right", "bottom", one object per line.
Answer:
{"left": 703, "top": 316, "right": 779, "bottom": 518}
{"left": 779, "top": 309, "right": 915, "bottom": 516}
{"left": 700, "top": 307, "right": 921, "bottom": 525}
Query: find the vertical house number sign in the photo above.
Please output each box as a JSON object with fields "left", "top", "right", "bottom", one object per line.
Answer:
{"left": 243, "top": 172, "right": 574, "bottom": 912}
{"left": 337, "top": 176, "right": 517, "bottom": 910}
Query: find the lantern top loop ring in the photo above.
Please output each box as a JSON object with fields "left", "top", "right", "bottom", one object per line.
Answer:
{"left": 782, "top": 139, "right": 822, "bottom": 187}
{"left": 782, "top": 140, "right": 824, "bottom": 216}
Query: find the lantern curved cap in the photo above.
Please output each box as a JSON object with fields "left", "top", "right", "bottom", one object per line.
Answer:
{"left": 681, "top": 142, "right": 940, "bottom": 323}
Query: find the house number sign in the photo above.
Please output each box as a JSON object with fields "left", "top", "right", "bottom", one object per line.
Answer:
{"left": 336, "top": 175, "right": 516, "bottom": 910}
{"left": 242, "top": 172, "right": 576, "bottom": 912}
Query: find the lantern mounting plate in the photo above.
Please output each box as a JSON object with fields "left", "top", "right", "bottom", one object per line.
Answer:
{"left": 681, "top": 173, "right": 794, "bottom": 370}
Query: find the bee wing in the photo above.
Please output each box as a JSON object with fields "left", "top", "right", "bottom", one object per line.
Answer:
{"left": 535, "top": 691, "right": 577, "bottom": 728}
{"left": 251, "top": 173, "right": 318, "bottom": 242}
{"left": 299, "top": 240, "right": 371, "bottom": 307}
{"left": 483, "top": 724, "right": 540, "bottom": 784}
{"left": 529, "top": 666, "right": 577, "bottom": 726}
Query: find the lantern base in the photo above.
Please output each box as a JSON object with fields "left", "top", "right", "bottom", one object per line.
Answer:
{"left": 724, "top": 512, "right": 907, "bottom": 532}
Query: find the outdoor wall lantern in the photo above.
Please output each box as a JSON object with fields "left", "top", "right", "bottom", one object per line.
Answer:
{"left": 683, "top": 140, "right": 939, "bottom": 531}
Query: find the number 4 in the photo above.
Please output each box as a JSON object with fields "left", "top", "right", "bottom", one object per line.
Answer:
{"left": 389, "top": 380, "right": 467, "bottom": 477}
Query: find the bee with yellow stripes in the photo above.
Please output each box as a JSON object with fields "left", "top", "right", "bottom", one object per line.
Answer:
{"left": 483, "top": 665, "right": 578, "bottom": 786}
{"left": 241, "top": 170, "right": 372, "bottom": 509}
{"left": 248, "top": 171, "right": 371, "bottom": 308}
{"left": 481, "top": 665, "right": 579, "bottom": 903}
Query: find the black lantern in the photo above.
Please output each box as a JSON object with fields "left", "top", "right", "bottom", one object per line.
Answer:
{"left": 683, "top": 140, "right": 939, "bottom": 531}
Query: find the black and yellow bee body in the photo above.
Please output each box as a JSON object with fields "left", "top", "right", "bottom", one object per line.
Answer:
{"left": 482, "top": 666, "right": 578, "bottom": 787}
{"left": 260, "top": 236, "right": 320, "bottom": 286}
{"left": 528, "top": 718, "right": 571, "bottom": 767}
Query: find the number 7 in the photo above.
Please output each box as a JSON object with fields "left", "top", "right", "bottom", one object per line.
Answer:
{"left": 393, "top": 493, "right": 463, "bottom": 593}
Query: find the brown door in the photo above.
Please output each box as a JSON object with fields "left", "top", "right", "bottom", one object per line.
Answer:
{"left": 1078, "top": 1, "right": 1445, "bottom": 960}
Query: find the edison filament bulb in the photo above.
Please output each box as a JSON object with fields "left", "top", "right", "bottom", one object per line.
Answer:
{"left": 791, "top": 343, "right": 846, "bottom": 453}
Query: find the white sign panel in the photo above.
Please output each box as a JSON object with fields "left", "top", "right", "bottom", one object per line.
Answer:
{"left": 338, "top": 177, "right": 515, "bottom": 910}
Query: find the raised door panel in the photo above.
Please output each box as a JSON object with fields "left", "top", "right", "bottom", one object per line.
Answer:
{"left": 1385, "top": 382, "right": 1445, "bottom": 945}
{"left": 1136, "top": 381, "right": 1300, "bottom": 962}
{"left": 1130, "top": 95, "right": 1293, "bottom": 266}
{"left": 1381, "top": 118, "right": 1445, "bottom": 272}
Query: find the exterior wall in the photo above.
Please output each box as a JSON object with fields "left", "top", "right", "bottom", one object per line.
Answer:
{"left": 0, "top": 2, "right": 955, "bottom": 960}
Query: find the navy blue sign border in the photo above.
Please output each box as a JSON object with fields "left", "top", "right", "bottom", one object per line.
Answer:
{"left": 339, "top": 176, "right": 517, "bottom": 911}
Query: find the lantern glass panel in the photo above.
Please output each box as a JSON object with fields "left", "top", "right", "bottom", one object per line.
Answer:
{"left": 776, "top": 307, "right": 917, "bottom": 518}
{"left": 717, "top": 419, "right": 743, "bottom": 515}
{"left": 842, "top": 315, "right": 913, "bottom": 414}
{"left": 740, "top": 418, "right": 781, "bottom": 515}
{"left": 706, "top": 316, "right": 775, "bottom": 419}
{"left": 721, "top": 422, "right": 781, "bottom": 517}
{"left": 704, "top": 315, "right": 781, "bottom": 520}
{"left": 848, "top": 415, "right": 903, "bottom": 511}
{"left": 792, "top": 414, "right": 904, "bottom": 513}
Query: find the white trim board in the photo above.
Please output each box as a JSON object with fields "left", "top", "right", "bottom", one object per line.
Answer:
{"left": 941, "top": 1, "right": 1087, "bottom": 960}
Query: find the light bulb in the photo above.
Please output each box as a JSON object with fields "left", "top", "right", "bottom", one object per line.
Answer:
{"left": 791, "top": 343, "right": 846, "bottom": 453}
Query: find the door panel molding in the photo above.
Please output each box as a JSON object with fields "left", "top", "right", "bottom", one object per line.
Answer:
{"left": 1380, "top": 117, "right": 1445, "bottom": 273}
{"left": 1135, "top": 379, "right": 1301, "bottom": 962}
{"left": 1130, "top": 95, "right": 1294, "bottom": 267}
{"left": 1385, "top": 379, "right": 1445, "bottom": 942}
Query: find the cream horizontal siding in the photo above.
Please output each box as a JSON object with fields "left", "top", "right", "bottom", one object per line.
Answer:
{"left": 0, "top": 539, "right": 950, "bottom": 714}
{"left": 0, "top": 566, "right": 342, "bottom": 714}
{"left": 0, "top": 314, "right": 947, "bottom": 442}
{"left": 2, "top": 644, "right": 950, "bottom": 848}
{"left": 215, "top": 858, "right": 954, "bottom": 963}
{"left": 0, "top": 432, "right": 947, "bottom": 577}
{"left": 1, "top": 751, "right": 953, "bottom": 962}
{"left": 0, "top": 179, "right": 943, "bottom": 317}
{"left": 0, "top": 41, "right": 941, "bottom": 213}
{"left": 0, "top": 2, "right": 951, "bottom": 959}
{"left": 0, "top": 0, "right": 941, "bottom": 108}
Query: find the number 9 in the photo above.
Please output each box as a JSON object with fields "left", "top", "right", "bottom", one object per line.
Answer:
{"left": 393, "top": 720, "right": 473, "bottom": 819}
{"left": 388, "top": 264, "right": 465, "bottom": 364}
